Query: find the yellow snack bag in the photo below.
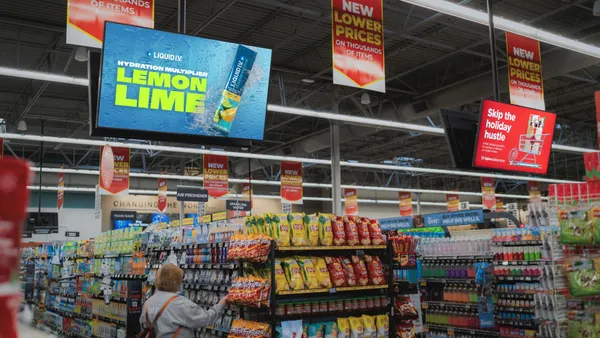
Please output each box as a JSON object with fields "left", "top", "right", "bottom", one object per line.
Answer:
{"left": 375, "top": 314, "right": 389, "bottom": 338}
{"left": 281, "top": 258, "right": 304, "bottom": 290}
{"left": 274, "top": 259, "right": 290, "bottom": 293}
{"left": 318, "top": 213, "right": 334, "bottom": 246}
{"left": 245, "top": 216, "right": 254, "bottom": 234}
{"left": 296, "top": 256, "right": 319, "bottom": 289}
{"left": 338, "top": 318, "right": 350, "bottom": 338}
{"left": 349, "top": 317, "right": 365, "bottom": 338}
{"left": 362, "top": 315, "right": 376, "bottom": 338}
{"left": 255, "top": 216, "right": 265, "bottom": 234}
{"left": 311, "top": 257, "right": 332, "bottom": 288}
{"left": 275, "top": 213, "right": 291, "bottom": 247}
{"left": 305, "top": 214, "right": 319, "bottom": 246}
{"left": 290, "top": 213, "right": 308, "bottom": 246}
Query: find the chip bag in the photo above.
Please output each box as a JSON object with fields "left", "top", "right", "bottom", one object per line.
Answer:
{"left": 356, "top": 217, "right": 371, "bottom": 246}
{"left": 349, "top": 316, "right": 365, "bottom": 338}
{"left": 312, "top": 257, "right": 333, "bottom": 288}
{"left": 297, "top": 256, "right": 319, "bottom": 289}
{"left": 325, "top": 256, "right": 347, "bottom": 287}
{"left": 375, "top": 315, "right": 388, "bottom": 338}
{"left": 351, "top": 256, "right": 370, "bottom": 286}
{"left": 344, "top": 216, "right": 360, "bottom": 246}
{"left": 282, "top": 258, "right": 304, "bottom": 290}
{"left": 291, "top": 213, "right": 309, "bottom": 247}
{"left": 307, "top": 323, "right": 323, "bottom": 338}
{"left": 275, "top": 213, "right": 291, "bottom": 247}
{"left": 274, "top": 259, "right": 290, "bottom": 293}
{"left": 282, "top": 320, "right": 303, "bottom": 338}
{"left": 362, "top": 315, "right": 376, "bottom": 338}
{"left": 338, "top": 318, "right": 350, "bottom": 338}
{"left": 333, "top": 216, "right": 347, "bottom": 246}
{"left": 396, "top": 324, "right": 415, "bottom": 338}
{"left": 367, "top": 219, "right": 385, "bottom": 245}
{"left": 340, "top": 257, "right": 357, "bottom": 287}
{"left": 365, "top": 255, "right": 385, "bottom": 285}
{"left": 318, "top": 213, "right": 334, "bottom": 246}
{"left": 305, "top": 214, "right": 320, "bottom": 246}
{"left": 323, "top": 322, "right": 338, "bottom": 338}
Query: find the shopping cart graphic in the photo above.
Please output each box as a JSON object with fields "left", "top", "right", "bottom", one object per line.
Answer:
{"left": 508, "top": 134, "right": 550, "bottom": 169}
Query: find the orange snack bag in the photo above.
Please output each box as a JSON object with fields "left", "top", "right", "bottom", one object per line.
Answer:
{"left": 344, "top": 216, "right": 360, "bottom": 246}
{"left": 332, "top": 216, "right": 347, "bottom": 246}
{"left": 340, "top": 257, "right": 357, "bottom": 287}
{"left": 356, "top": 217, "right": 371, "bottom": 246}
{"left": 365, "top": 255, "right": 386, "bottom": 285}
{"left": 325, "top": 257, "right": 347, "bottom": 287}
{"left": 367, "top": 219, "right": 385, "bottom": 245}
{"left": 351, "top": 255, "right": 370, "bottom": 286}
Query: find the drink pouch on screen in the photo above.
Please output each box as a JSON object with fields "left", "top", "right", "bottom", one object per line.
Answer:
{"left": 212, "top": 45, "right": 257, "bottom": 135}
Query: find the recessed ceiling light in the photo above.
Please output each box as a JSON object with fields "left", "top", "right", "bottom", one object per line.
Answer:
{"left": 301, "top": 78, "right": 315, "bottom": 83}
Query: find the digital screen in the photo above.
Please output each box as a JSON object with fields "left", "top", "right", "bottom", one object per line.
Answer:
{"left": 96, "top": 22, "right": 272, "bottom": 145}
{"left": 440, "top": 109, "right": 479, "bottom": 169}
{"left": 473, "top": 100, "right": 556, "bottom": 175}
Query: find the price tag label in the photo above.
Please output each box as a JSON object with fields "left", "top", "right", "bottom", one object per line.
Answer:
{"left": 422, "top": 303, "right": 428, "bottom": 309}
{"left": 447, "top": 328, "right": 455, "bottom": 336}
{"left": 329, "top": 288, "right": 337, "bottom": 294}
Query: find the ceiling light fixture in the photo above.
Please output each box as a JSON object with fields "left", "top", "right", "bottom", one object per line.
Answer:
{"left": 74, "top": 47, "right": 88, "bottom": 62}
{"left": 16, "top": 120, "right": 27, "bottom": 132}
{"left": 301, "top": 78, "right": 315, "bottom": 83}
{"left": 361, "top": 92, "right": 371, "bottom": 105}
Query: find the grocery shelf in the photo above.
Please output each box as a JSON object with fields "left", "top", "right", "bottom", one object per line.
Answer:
{"left": 276, "top": 307, "right": 388, "bottom": 321}
{"left": 183, "top": 283, "right": 230, "bottom": 291}
{"left": 493, "top": 260, "right": 544, "bottom": 266}
{"left": 495, "top": 293, "right": 534, "bottom": 300}
{"left": 494, "top": 275, "right": 541, "bottom": 282}
{"left": 422, "top": 301, "right": 479, "bottom": 309}
{"left": 276, "top": 245, "right": 386, "bottom": 251}
{"left": 277, "top": 284, "right": 388, "bottom": 296}
{"left": 494, "top": 305, "right": 534, "bottom": 314}
{"left": 424, "top": 324, "right": 499, "bottom": 337}
{"left": 422, "top": 255, "right": 493, "bottom": 260}
{"left": 180, "top": 263, "right": 238, "bottom": 270}
{"left": 491, "top": 240, "right": 542, "bottom": 247}
{"left": 419, "top": 278, "right": 477, "bottom": 284}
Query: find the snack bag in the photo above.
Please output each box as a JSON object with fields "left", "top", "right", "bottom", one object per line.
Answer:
{"left": 349, "top": 316, "right": 365, "bottom": 338}
{"left": 375, "top": 315, "right": 388, "bottom": 338}
{"left": 367, "top": 219, "right": 385, "bottom": 245}
{"left": 559, "top": 208, "right": 593, "bottom": 244}
{"left": 396, "top": 324, "right": 415, "bottom": 338}
{"left": 291, "top": 213, "right": 309, "bottom": 246}
{"left": 281, "top": 258, "right": 304, "bottom": 290}
{"left": 275, "top": 213, "right": 291, "bottom": 247}
{"left": 303, "top": 323, "right": 309, "bottom": 338}
{"left": 357, "top": 217, "right": 371, "bottom": 246}
{"left": 245, "top": 216, "right": 254, "bottom": 234}
{"left": 395, "top": 296, "right": 418, "bottom": 317}
{"left": 282, "top": 320, "right": 303, "bottom": 338}
{"left": 323, "top": 322, "right": 338, "bottom": 338}
{"left": 364, "top": 255, "right": 386, "bottom": 285}
{"left": 307, "top": 323, "right": 324, "bottom": 338}
{"left": 351, "top": 256, "right": 370, "bottom": 286}
{"left": 263, "top": 214, "right": 273, "bottom": 238}
{"left": 332, "top": 216, "right": 347, "bottom": 246}
{"left": 318, "top": 213, "right": 334, "bottom": 246}
{"left": 344, "top": 216, "right": 360, "bottom": 246}
{"left": 312, "top": 257, "right": 333, "bottom": 288}
{"left": 274, "top": 259, "right": 290, "bottom": 293}
{"left": 338, "top": 318, "right": 351, "bottom": 338}
{"left": 362, "top": 315, "right": 376, "bottom": 338}
{"left": 325, "top": 257, "right": 347, "bottom": 287}
{"left": 305, "top": 214, "right": 320, "bottom": 246}
{"left": 297, "top": 256, "right": 319, "bottom": 289}
{"left": 340, "top": 257, "right": 357, "bottom": 287}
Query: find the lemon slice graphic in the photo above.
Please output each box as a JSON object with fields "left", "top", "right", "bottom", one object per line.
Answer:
{"left": 221, "top": 107, "right": 238, "bottom": 122}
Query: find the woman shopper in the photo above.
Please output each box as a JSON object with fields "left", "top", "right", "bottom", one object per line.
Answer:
{"left": 139, "top": 264, "right": 227, "bottom": 338}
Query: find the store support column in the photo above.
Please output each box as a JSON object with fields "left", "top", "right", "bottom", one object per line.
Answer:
{"left": 330, "top": 95, "right": 342, "bottom": 215}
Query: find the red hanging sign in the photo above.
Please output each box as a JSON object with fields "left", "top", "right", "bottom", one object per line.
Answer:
{"left": 505, "top": 32, "right": 545, "bottom": 110}
{"left": 99, "top": 145, "right": 130, "bottom": 195}
{"left": 398, "top": 191, "right": 413, "bottom": 216}
{"left": 280, "top": 161, "right": 303, "bottom": 203}
{"left": 344, "top": 188, "right": 358, "bottom": 215}
{"left": 332, "top": 0, "right": 385, "bottom": 93}
{"left": 446, "top": 194, "right": 460, "bottom": 212}
{"left": 495, "top": 197, "right": 504, "bottom": 210}
{"left": 57, "top": 171, "right": 64, "bottom": 211}
{"left": 481, "top": 177, "right": 496, "bottom": 210}
{"left": 595, "top": 91, "right": 600, "bottom": 149}
{"left": 528, "top": 181, "right": 541, "bottom": 202}
{"left": 203, "top": 155, "right": 229, "bottom": 198}
{"left": 584, "top": 152, "right": 600, "bottom": 181}
{"left": 157, "top": 175, "right": 167, "bottom": 213}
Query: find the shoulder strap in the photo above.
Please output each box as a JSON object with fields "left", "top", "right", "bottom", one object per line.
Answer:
{"left": 172, "top": 327, "right": 183, "bottom": 338}
{"left": 152, "top": 295, "right": 180, "bottom": 327}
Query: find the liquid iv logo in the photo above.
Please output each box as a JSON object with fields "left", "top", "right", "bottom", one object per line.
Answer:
{"left": 147, "top": 51, "right": 183, "bottom": 62}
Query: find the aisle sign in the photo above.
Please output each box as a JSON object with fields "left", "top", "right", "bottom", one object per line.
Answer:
{"left": 446, "top": 194, "right": 460, "bottom": 212}
{"left": 226, "top": 200, "right": 251, "bottom": 212}
{"left": 398, "top": 192, "right": 413, "bottom": 216}
{"left": 99, "top": 145, "right": 130, "bottom": 195}
{"left": 528, "top": 181, "right": 541, "bottom": 203}
{"left": 176, "top": 187, "right": 209, "bottom": 202}
{"left": 332, "top": 0, "right": 385, "bottom": 93}
{"left": 379, "top": 216, "right": 413, "bottom": 231}
{"left": 423, "top": 210, "right": 484, "bottom": 227}
{"left": 66, "top": 0, "right": 154, "bottom": 48}
{"left": 203, "top": 155, "right": 229, "bottom": 198}
{"left": 57, "top": 171, "right": 64, "bottom": 211}
{"left": 473, "top": 100, "right": 556, "bottom": 175}
{"left": 505, "top": 32, "right": 544, "bottom": 110}
{"left": 280, "top": 161, "right": 303, "bottom": 204}
{"left": 481, "top": 177, "right": 495, "bottom": 210}
{"left": 344, "top": 188, "right": 358, "bottom": 215}
{"left": 94, "top": 185, "right": 101, "bottom": 220}
{"left": 157, "top": 176, "right": 167, "bottom": 213}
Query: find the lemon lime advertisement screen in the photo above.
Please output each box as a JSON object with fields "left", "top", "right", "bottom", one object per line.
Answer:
{"left": 95, "top": 22, "right": 272, "bottom": 145}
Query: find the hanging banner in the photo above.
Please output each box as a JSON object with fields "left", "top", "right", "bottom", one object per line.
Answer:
{"left": 505, "top": 32, "right": 544, "bottom": 110}
{"left": 379, "top": 216, "right": 413, "bottom": 231}
{"left": 157, "top": 176, "right": 167, "bottom": 213}
{"left": 344, "top": 188, "right": 358, "bottom": 215}
{"left": 66, "top": 0, "right": 154, "bottom": 49}
{"left": 481, "top": 177, "right": 496, "bottom": 210}
{"left": 446, "top": 194, "right": 460, "bottom": 212}
{"left": 424, "top": 210, "right": 484, "bottom": 227}
{"left": 398, "top": 192, "right": 413, "bottom": 216}
{"left": 585, "top": 152, "right": 600, "bottom": 182}
{"left": 528, "top": 181, "right": 542, "bottom": 202}
{"left": 99, "top": 145, "right": 130, "bottom": 195}
{"left": 203, "top": 155, "right": 229, "bottom": 198}
{"left": 332, "top": 0, "right": 385, "bottom": 93}
{"left": 280, "top": 161, "right": 303, "bottom": 204}
{"left": 495, "top": 197, "right": 504, "bottom": 210}
{"left": 596, "top": 91, "right": 600, "bottom": 149}
{"left": 57, "top": 171, "right": 64, "bottom": 211}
